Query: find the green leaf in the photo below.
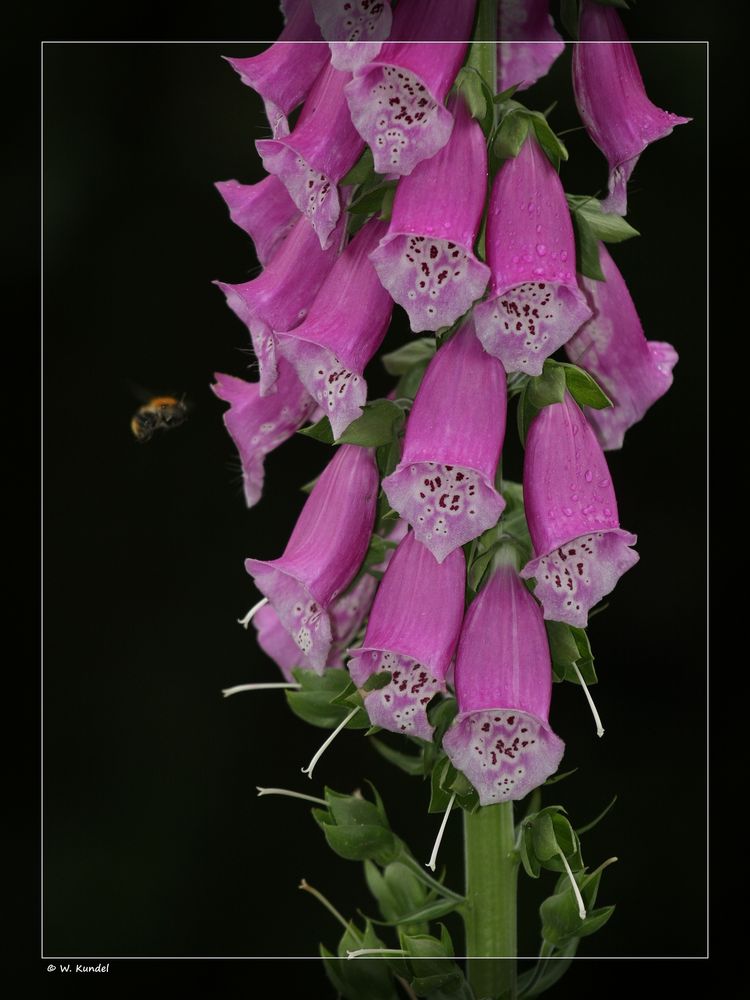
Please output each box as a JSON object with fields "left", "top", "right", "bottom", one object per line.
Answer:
{"left": 560, "top": 0, "right": 579, "bottom": 38}
{"left": 527, "top": 362, "right": 567, "bottom": 409}
{"left": 547, "top": 620, "right": 598, "bottom": 685}
{"left": 379, "top": 184, "right": 396, "bottom": 222}
{"left": 567, "top": 196, "right": 640, "bottom": 243}
{"left": 348, "top": 181, "right": 397, "bottom": 216}
{"left": 320, "top": 820, "right": 397, "bottom": 865}
{"left": 540, "top": 860, "right": 616, "bottom": 947}
{"left": 286, "top": 668, "right": 370, "bottom": 729}
{"left": 528, "top": 112, "right": 569, "bottom": 166}
{"left": 381, "top": 338, "right": 436, "bottom": 375}
{"left": 395, "top": 361, "right": 430, "bottom": 401}
{"left": 369, "top": 737, "right": 426, "bottom": 776}
{"left": 493, "top": 83, "right": 521, "bottom": 104}
{"left": 325, "top": 921, "right": 402, "bottom": 1000}
{"left": 516, "top": 384, "right": 540, "bottom": 446}
{"left": 572, "top": 209, "right": 605, "bottom": 280}
{"left": 493, "top": 109, "right": 530, "bottom": 160}
{"left": 300, "top": 473, "right": 320, "bottom": 494}
{"left": 341, "top": 147, "right": 377, "bottom": 187}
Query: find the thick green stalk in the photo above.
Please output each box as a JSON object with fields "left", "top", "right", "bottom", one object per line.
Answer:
{"left": 463, "top": 802, "right": 518, "bottom": 1000}
{"left": 467, "top": 0, "right": 498, "bottom": 92}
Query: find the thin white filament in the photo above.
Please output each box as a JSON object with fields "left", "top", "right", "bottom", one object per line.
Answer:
{"left": 256, "top": 787, "right": 327, "bottom": 806}
{"left": 346, "top": 948, "right": 408, "bottom": 961}
{"left": 559, "top": 851, "right": 587, "bottom": 921}
{"left": 301, "top": 707, "right": 359, "bottom": 780}
{"left": 222, "top": 682, "right": 300, "bottom": 697}
{"left": 237, "top": 596, "right": 269, "bottom": 629}
{"left": 572, "top": 661, "right": 605, "bottom": 738}
{"left": 426, "top": 792, "right": 456, "bottom": 872}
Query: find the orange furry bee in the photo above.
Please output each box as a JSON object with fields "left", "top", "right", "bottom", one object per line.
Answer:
{"left": 130, "top": 395, "right": 189, "bottom": 443}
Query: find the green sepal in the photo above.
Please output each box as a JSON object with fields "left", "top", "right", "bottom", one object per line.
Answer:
{"left": 518, "top": 805, "right": 583, "bottom": 878}
{"left": 546, "top": 620, "right": 598, "bottom": 685}
{"left": 527, "top": 362, "right": 567, "bottom": 409}
{"left": 560, "top": 0, "right": 579, "bottom": 38}
{"left": 398, "top": 929, "right": 467, "bottom": 996}
{"left": 454, "top": 65, "right": 495, "bottom": 135}
{"left": 369, "top": 737, "right": 426, "bottom": 776}
{"left": 376, "top": 437, "right": 402, "bottom": 479}
{"left": 543, "top": 767, "right": 579, "bottom": 787}
{"left": 300, "top": 473, "right": 320, "bottom": 494}
{"left": 567, "top": 195, "right": 639, "bottom": 281}
{"left": 363, "top": 671, "right": 392, "bottom": 693}
{"left": 554, "top": 361, "right": 613, "bottom": 409}
{"left": 323, "top": 919, "right": 401, "bottom": 1000}
{"left": 299, "top": 398, "right": 406, "bottom": 447}
{"left": 493, "top": 83, "right": 521, "bottom": 104}
{"left": 575, "top": 795, "right": 617, "bottom": 836}
{"left": 395, "top": 361, "right": 430, "bottom": 401}
{"left": 314, "top": 787, "right": 400, "bottom": 866}
{"left": 381, "top": 337, "right": 436, "bottom": 375}
{"left": 493, "top": 108, "right": 530, "bottom": 161}
{"left": 286, "top": 668, "right": 370, "bottom": 729}
{"left": 429, "top": 756, "right": 479, "bottom": 814}
{"left": 341, "top": 147, "right": 377, "bottom": 187}
{"left": 516, "top": 938, "right": 579, "bottom": 998}
{"left": 364, "top": 859, "right": 429, "bottom": 933}
{"left": 348, "top": 181, "right": 398, "bottom": 216}
{"left": 540, "top": 858, "right": 617, "bottom": 948}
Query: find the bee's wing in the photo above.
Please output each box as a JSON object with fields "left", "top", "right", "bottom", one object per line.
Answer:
{"left": 123, "top": 378, "right": 157, "bottom": 404}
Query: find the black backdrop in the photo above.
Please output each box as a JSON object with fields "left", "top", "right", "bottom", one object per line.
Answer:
{"left": 41, "top": 2, "right": 708, "bottom": 993}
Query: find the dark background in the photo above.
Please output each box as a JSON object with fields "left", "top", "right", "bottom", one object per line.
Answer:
{"left": 41, "top": 2, "right": 708, "bottom": 992}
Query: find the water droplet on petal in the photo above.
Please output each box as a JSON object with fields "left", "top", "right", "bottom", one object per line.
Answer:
{"left": 536, "top": 244, "right": 547, "bottom": 257}
{"left": 585, "top": 469, "right": 593, "bottom": 482}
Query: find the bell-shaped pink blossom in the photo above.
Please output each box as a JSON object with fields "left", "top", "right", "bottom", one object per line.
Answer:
{"left": 276, "top": 218, "right": 393, "bottom": 439}
{"left": 520, "top": 392, "right": 639, "bottom": 627}
{"left": 253, "top": 603, "right": 303, "bottom": 682}
{"left": 255, "top": 518, "right": 407, "bottom": 677}
{"left": 565, "top": 242, "right": 678, "bottom": 450}
{"left": 256, "top": 62, "right": 365, "bottom": 249}
{"left": 214, "top": 175, "right": 298, "bottom": 268}
{"left": 369, "top": 95, "right": 490, "bottom": 333}
{"left": 497, "top": 0, "right": 565, "bottom": 92}
{"left": 382, "top": 320, "right": 507, "bottom": 563}
{"left": 572, "top": 0, "right": 690, "bottom": 216}
{"left": 211, "top": 361, "right": 316, "bottom": 509}
{"left": 348, "top": 530, "right": 465, "bottom": 740}
{"left": 245, "top": 444, "right": 379, "bottom": 673}
{"left": 215, "top": 212, "right": 345, "bottom": 396}
{"left": 312, "top": 0, "right": 393, "bottom": 72}
{"left": 344, "top": 0, "right": 475, "bottom": 176}
{"left": 474, "top": 132, "right": 592, "bottom": 375}
{"left": 224, "top": 2, "right": 326, "bottom": 139}
{"left": 443, "top": 557, "right": 565, "bottom": 805}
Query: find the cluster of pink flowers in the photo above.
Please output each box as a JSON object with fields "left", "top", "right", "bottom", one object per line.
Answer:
{"left": 215, "top": 0, "right": 687, "bottom": 806}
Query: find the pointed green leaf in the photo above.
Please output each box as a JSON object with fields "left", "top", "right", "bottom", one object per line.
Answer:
{"left": 369, "top": 737, "right": 426, "bottom": 776}
{"left": 381, "top": 338, "right": 436, "bottom": 375}
{"left": 527, "top": 362, "right": 567, "bottom": 409}
{"left": 493, "top": 110, "right": 530, "bottom": 160}
{"left": 341, "top": 147, "right": 377, "bottom": 187}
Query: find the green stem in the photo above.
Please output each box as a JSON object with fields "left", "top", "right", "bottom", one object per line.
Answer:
{"left": 467, "top": 0, "right": 498, "bottom": 92}
{"left": 463, "top": 802, "right": 518, "bottom": 1000}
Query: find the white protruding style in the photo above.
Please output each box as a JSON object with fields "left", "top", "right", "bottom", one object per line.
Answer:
{"left": 559, "top": 850, "right": 587, "bottom": 921}
{"left": 301, "top": 706, "right": 359, "bottom": 780}
{"left": 237, "top": 596, "right": 269, "bottom": 628}
{"left": 222, "top": 682, "right": 300, "bottom": 697}
{"left": 426, "top": 791, "right": 457, "bottom": 873}
{"left": 346, "top": 948, "right": 408, "bottom": 961}
{"left": 571, "top": 661, "right": 605, "bottom": 738}
{"left": 256, "top": 786, "right": 327, "bottom": 806}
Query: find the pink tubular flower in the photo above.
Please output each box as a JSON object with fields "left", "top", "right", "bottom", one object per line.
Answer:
{"left": 344, "top": 0, "right": 475, "bottom": 176}
{"left": 565, "top": 242, "right": 678, "bottom": 450}
{"left": 214, "top": 175, "right": 298, "bottom": 268}
{"left": 473, "top": 131, "right": 592, "bottom": 375}
{"left": 215, "top": 212, "right": 345, "bottom": 396}
{"left": 245, "top": 444, "right": 379, "bottom": 673}
{"left": 497, "top": 0, "right": 565, "bottom": 92}
{"left": 312, "top": 0, "right": 393, "bottom": 72}
{"left": 348, "top": 530, "right": 465, "bottom": 740}
{"left": 382, "top": 320, "right": 507, "bottom": 563}
{"left": 520, "top": 392, "right": 639, "bottom": 627}
{"left": 443, "top": 555, "right": 565, "bottom": 805}
{"left": 256, "top": 62, "right": 365, "bottom": 250}
{"left": 211, "top": 361, "right": 316, "bottom": 508}
{"left": 224, "top": 3, "right": 326, "bottom": 139}
{"left": 255, "top": 518, "right": 407, "bottom": 677}
{"left": 369, "top": 95, "right": 490, "bottom": 333}
{"left": 276, "top": 218, "right": 394, "bottom": 439}
{"left": 572, "top": 0, "right": 690, "bottom": 216}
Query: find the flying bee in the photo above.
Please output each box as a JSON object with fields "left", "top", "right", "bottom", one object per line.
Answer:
{"left": 131, "top": 395, "right": 189, "bottom": 443}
